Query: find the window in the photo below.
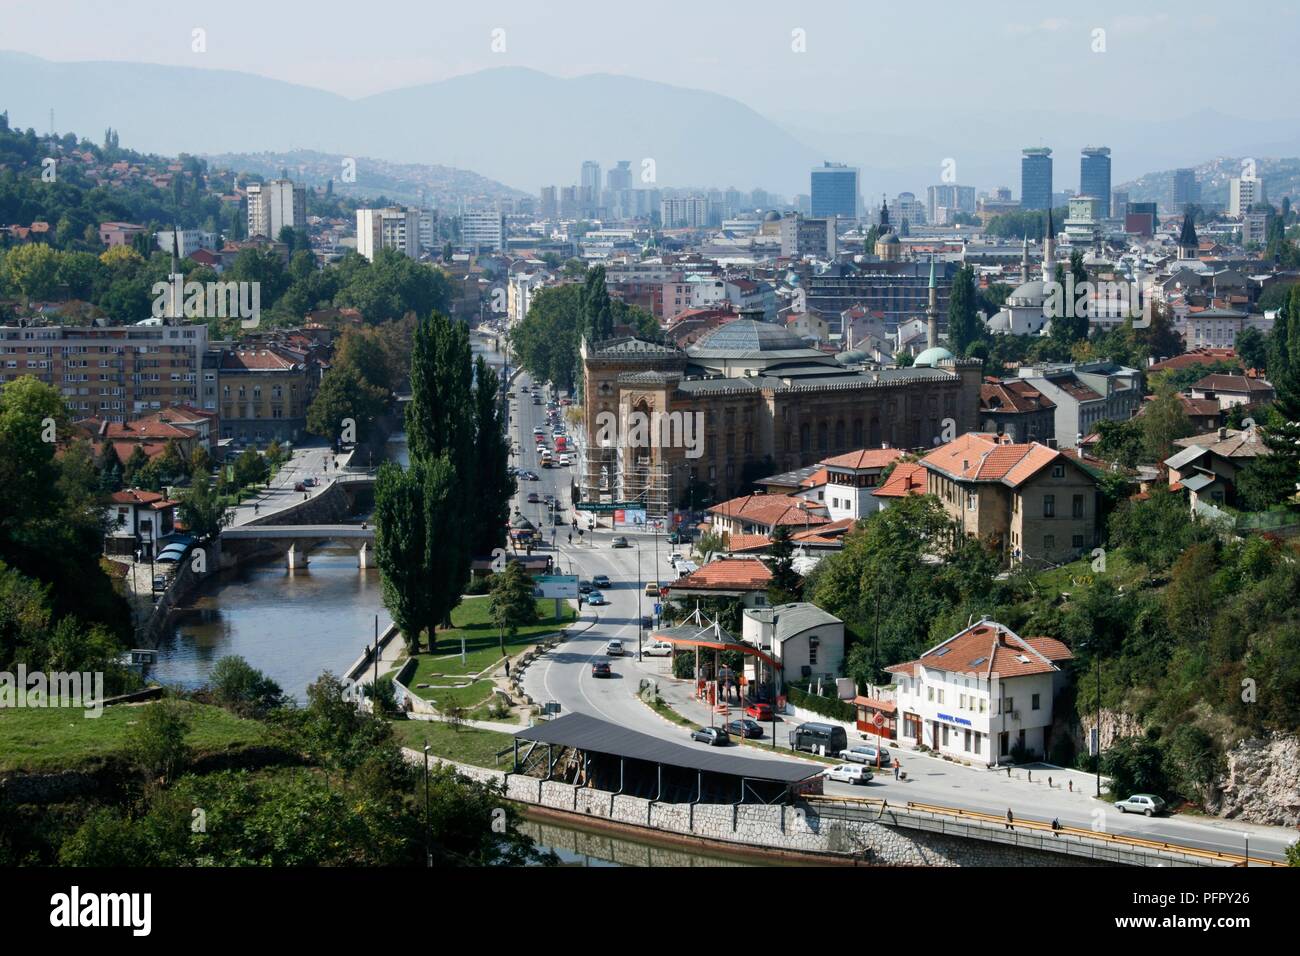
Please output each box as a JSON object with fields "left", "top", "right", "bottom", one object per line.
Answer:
{"left": 809, "top": 643, "right": 817, "bottom": 665}
{"left": 1032, "top": 693, "right": 1041, "bottom": 711}
{"left": 937, "top": 689, "right": 944, "bottom": 705}
{"left": 1072, "top": 534, "right": 1084, "bottom": 549}
{"left": 979, "top": 698, "right": 987, "bottom": 714}
{"left": 974, "top": 733, "right": 982, "bottom": 755}
{"left": 1044, "top": 534, "right": 1055, "bottom": 552}
{"left": 1052, "top": 465, "right": 1064, "bottom": 478}
{"left": 964, "top": 729, "right": 971, "bottom": 751}
{"left": 942, "top": 724, "right": 949, "bottom": 746}
{"left": 1072, "top": 494, "right": 1084, "bottom": 518}
{"left": 967, "top": 492, "right": 977, "bottom": 511}
{"left": 959, "top": 694, "right": 967, "bottom": 709}
{"left": 1043, "top": 494, "right": 1055, "bottom": 517}
{"left": 927, "top": 686, "right": 934, "bottom": 702}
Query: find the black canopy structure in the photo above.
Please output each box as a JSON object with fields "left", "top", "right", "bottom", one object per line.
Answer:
{"left": 512, "top": 712, "right": 821, "bottom": 806}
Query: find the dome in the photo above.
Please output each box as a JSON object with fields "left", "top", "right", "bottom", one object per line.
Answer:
{"left": 914, "top": 346, "right": 955, "bottom": 367}
{"left": 690, "top": 319, "right": 808, "bottom": 353}
{"left": 1007, "top": 279, "right": 1047, "bottom": 306}
{"left": 878, "top": 232, "right": 900, "bottom": 245}
{"left": 763, "top": 210, "right": 781, "bottom": 222}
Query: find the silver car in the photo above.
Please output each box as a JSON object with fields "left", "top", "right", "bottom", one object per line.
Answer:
{"left": 1115, "top": 793, "right": 1167, "bottom": 816}
{"left": 840, "top": 745, "right": 891, "bottom": 767}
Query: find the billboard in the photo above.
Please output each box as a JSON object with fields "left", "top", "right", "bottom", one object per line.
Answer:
{"left": 532, "top": 574, "right": 579, "bottom": 599}
{"left": 616, "top": 508, "right": 646, "bottom": 529}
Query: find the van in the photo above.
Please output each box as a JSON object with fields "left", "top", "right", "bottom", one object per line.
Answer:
{"left": 790, "top": 722, "right": 848, "bottom": 755}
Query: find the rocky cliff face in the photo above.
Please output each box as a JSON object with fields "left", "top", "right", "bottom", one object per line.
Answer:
{"left": 1211, "top": 733, "right": 1300, "bottom": 826}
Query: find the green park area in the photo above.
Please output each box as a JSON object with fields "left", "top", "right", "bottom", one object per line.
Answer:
{"left": 387, "top": 718, "right": 517, "bottom": 768}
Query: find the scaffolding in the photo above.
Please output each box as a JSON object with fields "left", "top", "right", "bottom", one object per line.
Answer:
{"left": 618, "top": 451, "right": 671, "bottom": 525}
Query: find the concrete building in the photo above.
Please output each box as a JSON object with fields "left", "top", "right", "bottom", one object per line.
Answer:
{"left": 820, "top": 448, "right": 906, "bottom": 521}
{"left": 978, "top": 380, "right": 1057, "bottom": 444}
{"left": 779, "top": 214, "right": 837, "bottom": 259}
{"left": 356, "top": 206, "right": 420, "bottom": 261}
{"left": 0, "top": 321, "right": 207, "bottom": 421}
{"left": 887, "top": 620, "right": 1073, "bottom": 764}
{"left": 1229, "top": 176, "right": 1265, "bottom": 217}
{"left": 742, "top": 603, "right": 846, "bottom": 691}
{"left": 462, "top": 209, "right": 506, "bottom": 252}
{"left": 215, "top": 345, "right": 318, "bottom": 444}
{"left": 1015, "top": 362, "right": 1143, "bottom": 447}
{"left": 1079, "top": 147, "right": 1111, "bottom": 215}
{"left": 921, "top": 432, "right": 1101, "bottom": 567}
{"left": 246, "top": 179, "right": 306, "bottom": 239}
{"left": 927, "top": 184, "right": 976, "bottom": 224}
{"left": 1172, "top": 169, "right": 1200, "bottom": 213}
{"left": 154, "top": 229, "right": 218, "bottom": 258}
{"left": 99, "top": 221, "right": 148, "bottom": 247}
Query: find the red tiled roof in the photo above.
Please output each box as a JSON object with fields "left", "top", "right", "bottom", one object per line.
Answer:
{"left": 708, "top": 494, "right": 830, "bottom": 530}
{"left": 108, "top": 488, "right": 178, "bottom": 509}
{"left": 669, "top": 558, "right": 773, "bottom": 591}
{"left": 821, "top": 448, "right": 905, "bottom": 471}
{"left": 726, "top": 533, "right": 772, "bottom": 553}
{"left": 917, "top": 622, "right": 1072, "bottom": 679}
{"left": 980, "top": 379, "right": 1056, "bottom": 413}
{"left": 921, "top": 434, "right": 1067, "bottom": 488}
{"left": 852, "top": 696, "right": 897, "bottom": 714}
{"left": 872, "top": 462, "right": 927, "bottom": 498}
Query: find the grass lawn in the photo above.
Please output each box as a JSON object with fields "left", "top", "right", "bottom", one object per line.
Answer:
{"left": 388, "top": 718, "right": 517, "bottom": 768}
{"left": 409, "top": 679, "right": 497, "bottom": 709}
{"left": 408, "top": 596, "right": 574, "bottom": 688}
{"left": 1033, "top": 550, "right": 1146, "bottom": 597}
{"left": 0, "top": 701, "right": 266, "bottom": 773}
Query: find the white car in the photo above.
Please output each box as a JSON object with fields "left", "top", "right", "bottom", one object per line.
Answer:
{"left": 558, "top": 454, "right": 571, "bottom": 466}
{"left": 822, "top": 764, "right": 873, "bottom": 785}
{"left": 1115, "top": 794, "right": 1167, "bottom": 816}
{"left": 605, "top": 640, "right": 624, "bottom": 656}
{"left": 643, "top": 641, "right": 674, "bottom": 657}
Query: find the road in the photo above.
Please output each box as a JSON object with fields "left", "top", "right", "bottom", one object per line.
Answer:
{"left": 506, "top": 366, "right": 1294, "bottom": 863}
{"left": 226, "top": 441, "right": 342, "bottom": 527}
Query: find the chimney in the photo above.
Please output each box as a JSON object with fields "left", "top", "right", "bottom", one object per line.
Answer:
{"left": 1218, "top": 427, "right": 1227, "bottom": 440}
{"left": 1046, "top": 437, "right": 1057, "bottom": 450}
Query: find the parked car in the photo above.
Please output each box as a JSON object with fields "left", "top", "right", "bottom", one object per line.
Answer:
{"left": 840, "top": 745, "right": 891, "bottom": 767}
{"left": 791, "top": 721, "right": 848, "bottom": 755}
{"left": 592, "top": 575, "right": 611, "bottom": 588}
{"left": 745, "top": 701, "right": 774, "bottom": 721}
{"left": 1115, "top": 794, "right": 1167, "bottom": 816}
{"left": 667, "top": 530, "right": 693, "bottom": 545}
{"left": 643, "top": 641, "right": 674, "bottom": 657}
{"left": 591, "top": 660, "right": 611, "bottom": 678}
{"left": 611, "top": 536, "right": 629, "bottom": 548}
{"left": 586, "top": 590, "right": 608, "bottom": 606}
{"left": 605, "top": 640, "right": 624, "bottom": 656}
{"left": 690, "top": 727, "right": 729, "bottom": 746}
{"left": 823, "top": 764, "right": 873, "bottom": 786}
{"left": 519, "top": 470, "right": 539, "bottom": 481}
{"left": 725, "top": 718, "right": 764, "bottom": 739}
{"left": 644, "top": 581, "right": 659, "bottom": 596}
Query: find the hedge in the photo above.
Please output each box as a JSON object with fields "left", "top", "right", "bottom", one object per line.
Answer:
{"left": 786, "top": 683, "right": 856, "bottom": 722}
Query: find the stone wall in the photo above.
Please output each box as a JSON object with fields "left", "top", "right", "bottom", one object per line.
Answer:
{"left": 1212, "top": 733, "right": 1300, "bottom": 826}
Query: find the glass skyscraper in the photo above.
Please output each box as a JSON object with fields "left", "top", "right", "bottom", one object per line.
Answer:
{"left": 1020, "top": 148, "right": 1053, "bottom": 211}
{"left": 811, "top": 162, "right": 859, "bottom": 219}
{"left": 1080, "top": 147, "right": 1112, "bottom": 214}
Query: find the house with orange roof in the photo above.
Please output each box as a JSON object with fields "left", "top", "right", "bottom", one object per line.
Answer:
{"left": 886, "top": 619, "right": 1073, "bottom": 764}
{"left": 708, "top": 493, "right": 829, "bottom": 538}
{"left": 820, "top": 447, "right": 905, "bottom": 520}
{"left": 871, "top": 461, "right": 927, "bottom": 508}
{"left": 920, "top": 432, "right": 1100, "bottom": 567}
{"left": 667, "top": 557, "right": 774, "bottom": 609}
{"left": 105, "top": 488, "right": 181, "bottom": 557}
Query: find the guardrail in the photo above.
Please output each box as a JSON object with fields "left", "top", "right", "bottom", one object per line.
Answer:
{"left": 804, "top": 793, "right": 1284, "bottom": 866}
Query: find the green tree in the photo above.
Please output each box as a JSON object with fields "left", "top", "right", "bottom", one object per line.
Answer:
{"left": 374, "top": 461, "right": 433, "bottom": 653}
{"left": 1140, "top": 390, "right": 1193, "bottom": 462}
{"left": 471, "top": 355, "right": 514, "bottom": 558}
{"left": 177, "top": 472, "right": 229, "bottom": 539}
{"left": 306, "top": 361, "right": 387, "bottom": 445}
{"left": 946, "top": 264, "right": 980, "bottom": 355}
{"left": 767, "top": 524, "right": 803, "bottom": 604}
{"left": 208, "top": 655, "right": 287, "bottom": 716}
{"left": 125, "top": 699, "right": 192, "bottom": 786}
{"left": 489, "top": 560, "right": 539, "bottom": 656}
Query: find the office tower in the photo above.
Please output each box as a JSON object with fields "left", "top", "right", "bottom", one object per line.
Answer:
{"left": 606, "top": 161, "right": 633, "bottom": 192}
{"left": 461, "top": 209, "right": 506, "bottom": 252}
{"left": 1229, "top": 177, "right": 1264, "bottom": 216}
{"left": 246, "top": 178, "right": 306, "bottom": 238}
{"left": 926, "top": 184, "right": 976, "bottom": 223}
{"left": 559, "top": 186, "right": 579, "bottom": 219}
{"left": 894, "top": 192, "right": 926, "bottom": 228}
{"left": 539, "top": 186, "right": 558, "bottom": 219}
{"left": 1020, "top": 148, "right": 1053, "bottom": 210}
{"left": 810, "top": 162, "right": 859, "bottom": 219}
{"left": 356, "top": 207, "right": 420, "bottom": 261}
{"left": 660, "top": 196, "right": 710, "bottom": 229}
{"left": 581, "top": 161, "right": 602, "bottom": 195}
{"left": 1080, "top": 147, "right": 1111, "bottom": 214}
{"left": 1172, "top": 169, "right": 1200, "bottom": 212}
{"left": 1110, "top": 190, "right": 1129, "bottom": 220}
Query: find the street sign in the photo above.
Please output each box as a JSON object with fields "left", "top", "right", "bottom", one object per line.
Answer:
{"left": 653, "top": 603, "right": 662, "bottom": 616}
{"left": 872, "top": 711, "right": 885, "bottom": 728}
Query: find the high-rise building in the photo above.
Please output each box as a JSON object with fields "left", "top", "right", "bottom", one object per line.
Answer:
{"left": 810, "top": 162, "right": 859, "bottom": 219}
{"left": 539, "top": 186, "right": 558, "bottom": 220}
{"left": 926, "top": 184, "right": 976, "bottom": 223}
{"left": 660, "top": 196, "right": 710, "bottom": 229}
{"left": 581, "top": 161, "right": 602, "bottom": 195}
{"left": 1172, "top": 169, "right": 1200, "bottom": 213}
{"left": 246, "top": 179, "right": 306, "bottom": 238}
{"left": 606, "top": 161, "right": 633, "bottom": 192}
{"left": 1079, "top": 147, "right": 1111, "bottom": 215}
{"left": 894, "top": 192, "right": 926, "bottom": 229}
{"left": 1110, "top": 190, "right": 1130, "bottom": 220}
{"left": 1229, "top": 177, "right": 1265, "bottom": 217}
{"left": 778, "top": 214, "right": 837, "bottom": 259}
{"left": 462, "top": 209, "right": 506, "bottom": 252}
{"left": 356, "top": 206, "right": 420, "bottom": 261}
{"left": 1020, "top": 148, "right": 1054, "bottom": 211}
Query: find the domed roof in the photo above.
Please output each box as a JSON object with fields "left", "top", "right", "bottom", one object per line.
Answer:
{"left": 763, "top": 210, "right": 781, "bottom": 221}
{"left": 1007, "top": 279, "right": 1047, "bottom": 305}
{"left": 877, "top": 232, "right": 900, "bottom": 245}
{"left": 691, "top": 319, "right": 807, "bottom": 353}
{"left": 914, "top": 346, "right": 955, "bottom": 367}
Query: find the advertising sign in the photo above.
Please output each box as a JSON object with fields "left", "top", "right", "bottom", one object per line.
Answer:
{"left": 532, "top": 574, "right": 579, "bottom": 599}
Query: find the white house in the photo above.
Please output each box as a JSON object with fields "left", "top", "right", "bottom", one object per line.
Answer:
{"left": 742, "top": 602, "right": 845, "bottom": 691}
{"left": 105, "top": 488, "right": 180, "bottom": 558}
{"left": 886, "top": 620, "right": 1072, "bottom": 766}
{"left": 820, "top": 448, "right": 905, "bottom": 521}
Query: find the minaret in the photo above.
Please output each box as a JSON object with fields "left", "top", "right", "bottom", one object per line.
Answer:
{"left": 1020, "top": 236, "right": 1030, "bottom": 285}
{"left": 169, "top": 225, "right": 182, "bottom": 324}
{"left": 1041, "top": 207, "right": 1055, "bottom": 283}
{"left": 926, "top": 256, "right": 938, "bottom": 349}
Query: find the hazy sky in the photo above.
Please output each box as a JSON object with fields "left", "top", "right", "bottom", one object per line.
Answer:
{"left": 3, "top": 0, "right": 1294, "bottom": 118}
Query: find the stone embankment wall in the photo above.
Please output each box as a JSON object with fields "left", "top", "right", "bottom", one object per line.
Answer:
{"left": 1213, "top": 733, "right": 1300, "bottom": 826}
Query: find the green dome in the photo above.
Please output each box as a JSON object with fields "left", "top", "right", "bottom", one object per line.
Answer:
{"left": 914, "top": 346, "right": 955, "bottom": 367}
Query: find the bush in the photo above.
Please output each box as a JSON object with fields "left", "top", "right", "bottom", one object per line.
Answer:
{"left": 208, "top": 655, "right": 288, "bottom": 716}
{"left": 125, "top": 699, "right": 192, "bottom": 784}
{"left": 466, "top": 573, "right": 495, "bottom": 596}
{"left": 786, "top": 683, "right": 856, "bottom": 722}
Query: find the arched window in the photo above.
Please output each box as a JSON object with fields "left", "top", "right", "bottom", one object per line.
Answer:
{"left": 800, "top": 423, "right": 810, "bottom": 453}
{"left": 817, "top": 422, "right": 829, "bottom": 452}
{"left": 834, "top": 420, "right": 846, "bottom": 450}
{"left": 852, "top": 419, "right": 863, "bottom": 446}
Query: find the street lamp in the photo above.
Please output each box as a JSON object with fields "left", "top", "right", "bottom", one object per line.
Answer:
{"left": 636, "top": 543, "right": 643, "bottom": 662}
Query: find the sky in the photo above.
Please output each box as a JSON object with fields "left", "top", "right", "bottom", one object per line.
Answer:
{"left": 2, "top": 0, "right": 1294, "bottom": 118}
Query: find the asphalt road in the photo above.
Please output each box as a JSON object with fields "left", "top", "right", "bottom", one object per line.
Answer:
{"left": 505, "top": 368, "right": 1295, "bottom": 864}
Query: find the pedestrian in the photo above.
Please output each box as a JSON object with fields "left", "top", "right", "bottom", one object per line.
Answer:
{"left": 1006, "top": 766, "right": 1012, "bottom": 778}
{"left": 1027, "top": 770, "right": 1032, "bottom": 783}
{"left": 1051, "top": 817, "right": 1061, "bottom": 835}
{"left": 1048, "top": 776, "right": 1053, "bottom": 788}
{"left": 893, "top": 763, "right": 900, "bottom": 780}
{"left": 1069, "top": 780, "right": 1073, "bottom": 793}
{"left": 568, "top": 532, "right": 573, "bottom": 545}
{"left": 504, "top": 659, "right": 510, "bottom": 678}
{"left": 1005, "top": 808, "right": 1014, "bottom": 831}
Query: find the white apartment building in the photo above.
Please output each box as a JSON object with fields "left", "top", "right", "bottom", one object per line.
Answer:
{"left": 507, "top": 271, "right": 548, "bottom": 325}
{"left": 246, "top": 179, "right": 307, "bottom": 238}
{"left": 356, "top": 206, "right": 420, "bottom": 261}
{"left": 887, "top": 620, "right": 1073, "bottom": 765}
{"left": 820, "top": 448, "right": 904, "bottom": 520}
{"left": 462, "top": 210, "right": 505, "bottom": 252}
{"left": 154, "top": 229, "right": 218, "bottom": 258}
{"left": 1228, "top": 177, "right": 1265, "bottom": 217}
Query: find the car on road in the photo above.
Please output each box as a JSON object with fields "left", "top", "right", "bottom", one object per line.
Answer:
{"left": 644, "top": 581, "right": 659, "bottom": 596}
{"left": 667, "top": 530, "right": 693, "bottom": 545}
{"left": 542, "top": 493, "right": 554, "bottom": 504}
{"left": 586, "top": 590, "right": 608, "bottom": 606}
{"left": 611, "top": 536, "right": 629, "bottom": 548}
{"left": 592, "top": 574, "right": 611, "bottom": 588}
{"left": 578, "top": 580, "right": 593, "bottom": 594}
{"left": 558, "top": 454, "right": 571, "bottom": 467}
{"left": 303, "top": 476, "right": 319, "bottom": 487}
{"left": 532, "top": 426, "right": 545, "bottom": 436}
{"left": 1115, "top": 794, "right": 1167, "bottom": 816}
{"left": 526, "top": 492, "right": 541, "bottom": 503}
{"left": 745, "top": 702, "right": 774, "bottom": 721}
{"left": 293, "top": 481, "right": 307, "bottom": 492}
{"left": 822, "top": 764, "right": 872, "bottom": 785}
{"left": 519, "top": 470, "right": 539, "bottom": 481}
{"left": 591, "top": 660, "right": 611, "bottom": 678}
{"left": 605, "top": 640, "right": 624, "bottom": 656}
{"left": 840, "top": 745, "right": 891, "bottom": 767}
{"left": 690, "top": 727, "right": 729, "bottom": 746}
{"left": 643, "top": 640, "right": 674, "bottom": 657}
{"left": 725, "top": 718, "right": 764, "bottom": 739}
{"left": 668, "top": 551, "right": 684, "bottom": 566}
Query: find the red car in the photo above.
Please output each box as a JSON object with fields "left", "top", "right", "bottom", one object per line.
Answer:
{"left": 745, "top": 702, "right": 773, "bottom": 720}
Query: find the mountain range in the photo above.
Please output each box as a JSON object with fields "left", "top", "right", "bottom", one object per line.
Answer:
{"left": 3, "top": 50, "right": 1300, "bottom": 202}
